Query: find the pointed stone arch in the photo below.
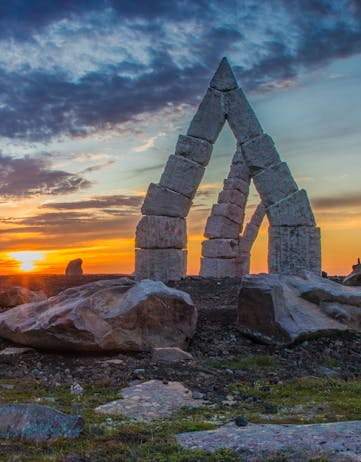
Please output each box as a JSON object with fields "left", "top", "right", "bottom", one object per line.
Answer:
{"left": 135, "top": 58, "right": 321, "bottom": 281}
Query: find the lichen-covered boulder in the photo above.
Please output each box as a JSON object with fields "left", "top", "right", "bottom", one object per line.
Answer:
{"left": 0, "top": 278, "right": 197, "bottom": 352}
{"left": 0, "top": 404, "right": 83, "bottom": 441}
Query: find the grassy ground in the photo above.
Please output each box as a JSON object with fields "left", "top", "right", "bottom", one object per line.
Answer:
{"left": 1, "top": 373, "right": 360, "bottom": 461}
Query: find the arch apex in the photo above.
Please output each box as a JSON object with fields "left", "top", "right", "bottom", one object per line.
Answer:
{"left": 210, "top": 57, "right": 238, "bottom": 92}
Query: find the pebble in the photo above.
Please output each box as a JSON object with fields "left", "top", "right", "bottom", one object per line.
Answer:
{"left": 70, "top": 383, "right": 84, "bottom": 395}
{"left": 192, "top": 391, "right": 205, "bottom": 400}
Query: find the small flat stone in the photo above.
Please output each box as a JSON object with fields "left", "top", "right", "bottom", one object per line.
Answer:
{"left": 151, "top": 347, "right": 193, "bottom": 362}
{"left": 95, "top": 380, "right": 203, "bottom": 421}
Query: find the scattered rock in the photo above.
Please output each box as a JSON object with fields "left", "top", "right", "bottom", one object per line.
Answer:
{"left": 65, "top": 258, "right": 83, "bottom": 276}
{"left": 95, "top": 379, "right": 203, "bottom": 421}
{"left": 192, "top": 391, "right": 205, "bottom": 400}
{"left": 234, "top": 416, "right": 248, "bottom": 427}
{"left": 0, "top": 404, "right": 83, "bottom": 441}
{"left": 70, "top": 383, "right": 84, "bottom": 395}
{"left": 177, "top": 421, "right": 361, "bottom": 461}
{"left": 0, "top": 347, "right": 34, "bottom": 355}
{"left": 0, "top": 286, "right": 46, "bottom": 310}
{"left": 343, "top": 259, "right": 361, "bottom": 286}
{"left": 0, "top": 278, "right": 197, "bottom": 352}
{"left": 151, "top": 347, "right": 193, "bottom": 362}
{"left": 238, "top": 272, "right": 361, "bottom": 344}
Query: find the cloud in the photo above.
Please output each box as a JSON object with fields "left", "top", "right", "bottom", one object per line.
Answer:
{"left": 312, "top": 193, "right": 361, "bottom": 209}
{"left": 0, "top": 1, "right": 359, "bottom": 141}
{"left": 40, "top": 194, "right": 144, "bottom": 210}
{"left": 0, "top": 153, "right": 91, "bottom": 197}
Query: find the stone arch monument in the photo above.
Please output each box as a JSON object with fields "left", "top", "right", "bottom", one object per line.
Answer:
{"left": 135, "top": 58, "right": 321, "bottom": 281}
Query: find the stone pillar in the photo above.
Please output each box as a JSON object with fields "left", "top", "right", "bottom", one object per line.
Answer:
{"left": 200, "top": 146, "right": 250, "bottom": 278}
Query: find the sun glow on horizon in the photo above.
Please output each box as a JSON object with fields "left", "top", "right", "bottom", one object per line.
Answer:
{"left": 9, "top": 251, "right": 45, "bottom": 272}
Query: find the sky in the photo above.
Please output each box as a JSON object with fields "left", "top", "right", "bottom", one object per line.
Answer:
{"left": 0, "top": 0, "right": 360, "bottom": 275}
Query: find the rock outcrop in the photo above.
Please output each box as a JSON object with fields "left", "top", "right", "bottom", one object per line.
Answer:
{"left": 0, "top": 278, "right": 197, "bottom": 352}
{"left": 65, "top": 258, "right": 83, "bottom": 276}
{"left": 238, "top": 272, "right": 361, "bottom": 344}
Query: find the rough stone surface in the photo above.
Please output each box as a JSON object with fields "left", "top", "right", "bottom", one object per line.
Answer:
{"left": 187, "top": 88, "right": 225, "bottom": 143}
{"left": 0, "top": 286, "right": 46, "bottom": 309}
{"left": 151, "top": 347, "right": 193, "bottom": 362}
{"left": 200, "top": 257, "right": 241, "bottom": 278}
{"left": 227, "top": 148, "right": 250, "bottom": 181}
{"left": 240, "top": 203, "right": 266, "bottom": 250}
{"left": 141, "top": 183, "right": 192, "bottom": 218}
{"left": 343, "top": 261, "right": 361, "bottom": 286}
{"left": 242, "top": 134, "right": 280, "bottom": 174}
{"left": 204, "top": 215, "right": 241, "bottom": 239}
{"left": 202, "top": 239, "right": 239, "bottom": 259}
{"left": 253, "top": 162, "right": 298, "bottom": 207}
{"left": 177, "top": 421, "right": 361, "bottom": 461}
{"left": 267, "top": 189, "right": 316, "bottom": 226}
{"left": 95, "top": 380, "right": 203, "bottom": 420}
{"left": 159, "top": 155, "right": 205, "bottom": 199}
{"left": 237, "top": 272, "right": 360, "bottom": 344}
{"left": 210, "top": 203, "right": 244, "bottom": 225}
{"left": 218, "top": 188, "right": 247, "bottom": 207}
{"left": 225, "top": 88, "right": 263, "bottom": 144}
{"left": 135, "top": 249, "right": 187, "bottom": 282}
{"left": 175, "top": 135, "right": 212, "bottom": 166}
{"left": 0, "top": 278, "right": 197, "bottom": 352}
{"left": 0, "top": 404, "right": 83, "bottom": 441}
{"left": 269, "top": 226, "right": 321, "bottom": 275}
{"left": 65, "top": 258, "right": 83, "bottom": 276}
{"left": 135, "top": 216, "right": 186, "bottom": 249}
{"left": 209, "top": 57, "right": 238, "bottom": 92}
{"left": 223, "top": 177, "right": 249, "bottom": 195}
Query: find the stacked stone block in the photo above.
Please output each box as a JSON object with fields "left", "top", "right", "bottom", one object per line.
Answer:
{"left": 136, "top": 134, "right": 213, "bottom": 281}
{"left": 200, "top": 145, "right": 250, "bottom": 278}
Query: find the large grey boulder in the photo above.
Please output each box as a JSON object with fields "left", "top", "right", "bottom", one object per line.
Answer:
{"left": 238, "top": 272, "right": 361, "bottom": 344}
{"left": 0, "top": 404, "right": 83, "bottom": 441}
{"left": 0, "top": 278, "right": 197, "bottom": 352}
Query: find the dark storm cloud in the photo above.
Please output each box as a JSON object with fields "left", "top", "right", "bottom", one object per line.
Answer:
{"left": 40, "top": 194, "right": 144, "bottom": 210}
{"left": 0, "top": 0, "right": 360, "bottom": 141}
{"left": 0, "top": 153, "right": 91, "bottom": 197}
{"left": 312, "top": 193, "right": 361, "bottom": 209}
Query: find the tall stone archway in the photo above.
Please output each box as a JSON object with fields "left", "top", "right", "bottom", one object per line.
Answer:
{"left": 135, "top": 58, "right": 321, "bottom": 281}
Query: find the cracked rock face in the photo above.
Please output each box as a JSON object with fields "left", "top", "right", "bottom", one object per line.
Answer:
{"left": 0, "top": 278, "right": 197, "bottom": 352}
{"left": 238, "top": 272, "right": 361, "bottom": 345}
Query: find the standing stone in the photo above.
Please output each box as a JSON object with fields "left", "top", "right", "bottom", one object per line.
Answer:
{"left": 253, "top": 162, "right": 298, "bottom": 207}
{"left": 210, "top": 57, "right": 238, "bottom": 92}
{"left": 65, "top": 259, "right": 83, "bottom": 276}
{"left": 204, "top": 215, "right": 242, "bottom": 239}
{"left": 202, "top": 239, "right": 239, "bottom": 259}
{"left": 200, "top": 257, "right": 242, "bottom": 278}
{"left": 225, "top": 88, "right": 263, "bottom": 144}
{"left": 218, "top": 188, "right": 247, "bottom": 207}
{"left": 268, "top": 226, "right": 321, "bottom": 275}
{"left": 136, "top": 216, "right": 186, "bottom": 249}
{"left": 187, "top": 88, "right": 225, "bottom": 143}
{"left": 135, "top": 249, "right": 187, "bottom": 281}
{"left": 242, "top": 135, "right": 281, "bottom": 174}
{"left": 266, "top": 190, "right": 316, "bottom": 227}
{"left": 141, "top": 183, "right": 192, "bottom": 218}
{"left": 160, "top": 155, "right": 205, "bottom": 199}
{"left": 175, "top": 135, "right": 213, "bottom": 166}
{"left": 210, "top": 203, "right": 245, "bottom": 225}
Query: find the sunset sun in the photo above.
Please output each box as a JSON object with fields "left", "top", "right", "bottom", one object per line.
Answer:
{"left": 9, "top": 251, "right": 45, "bottom": 272}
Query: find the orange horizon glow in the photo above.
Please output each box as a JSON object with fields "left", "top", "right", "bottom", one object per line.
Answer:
{"left": 1, "top": 221, "right": 359, "bottom": 277}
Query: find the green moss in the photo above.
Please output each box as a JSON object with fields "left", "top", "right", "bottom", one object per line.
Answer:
{"left": 208, "top": 354, "right": 277, "bottom": 370}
